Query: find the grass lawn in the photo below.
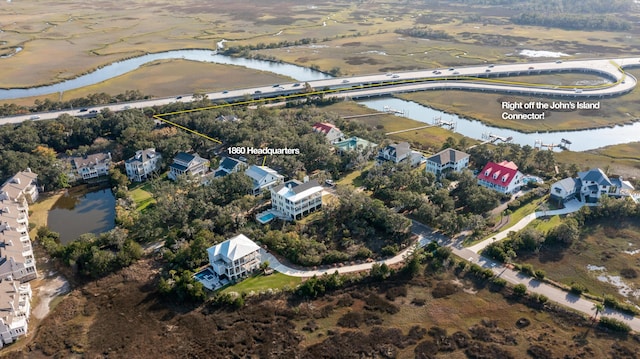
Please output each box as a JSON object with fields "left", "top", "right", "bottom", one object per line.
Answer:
{"left": 530, "top": 215, "right": 562, "bottom": 233}
{"left": 129, "top": 183, "right": 155, "bottom": 211}
{"left": 221, "top": 272, "right": 301, "bottom": 295}
{"left": 27, "top": 191, "right": 65, "bottom": 237}
{"left": 337, "top": 161, "right": 374, "bottom": 187}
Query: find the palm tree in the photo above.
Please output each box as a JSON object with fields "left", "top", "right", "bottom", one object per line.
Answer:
{"left": 592, "top": 302, "right": 604, "bottom": 321}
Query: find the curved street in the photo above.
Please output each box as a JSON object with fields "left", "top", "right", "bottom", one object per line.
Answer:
{"left": 263, "top": 201, "right": 640, "bottom": 332}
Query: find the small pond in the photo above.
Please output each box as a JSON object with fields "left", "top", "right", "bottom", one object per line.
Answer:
{"left": 47, "top": 187, "right": 116, "bottom": 245}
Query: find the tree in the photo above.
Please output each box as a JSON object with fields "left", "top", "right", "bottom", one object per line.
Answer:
{"left": 513, "top": 283, "right": 527, "bottom": 296}
{"left": 592, "top": 302, "right": 604, "bottom": 321}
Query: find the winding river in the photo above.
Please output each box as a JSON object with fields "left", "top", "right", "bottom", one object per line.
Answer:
{"left": 1, "top": 49, "right": 638, "bottom": 151}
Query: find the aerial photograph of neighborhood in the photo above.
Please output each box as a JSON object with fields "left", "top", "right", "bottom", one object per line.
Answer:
{"left": 2, "top": 0, "right": 640, "bottom": 357}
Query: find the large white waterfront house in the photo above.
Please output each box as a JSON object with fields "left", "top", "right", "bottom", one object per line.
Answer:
{"left": 68, "top": 152, "right": 112, "bottom": 181}
{"left": 207, "top": 234, "right": 261, "bottom": 282}
{"left": 425, "top": 148, "right": 470, "bottom": 176}
{"left": 244, "top": 165, "right": 284, "bottom": 195}
{"left": 270, "top": 179, "right": 323, "bottom": 221}
{"left": 550, "top": 168, "right": 635, "bottom": 203}
{"left": 168, "top": 152, "right": 209, "bottom": 181}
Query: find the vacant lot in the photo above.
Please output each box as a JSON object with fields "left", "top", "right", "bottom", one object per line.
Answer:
{"left": 4, "top": 258, "right": 638, "bottom": 358}
{"left": 522, "top": 219, "right": 640, "bottom": 306}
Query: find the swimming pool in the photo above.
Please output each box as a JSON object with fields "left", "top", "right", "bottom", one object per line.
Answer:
{"left": 257, "top": 212, "right": 275, "bottom": 223}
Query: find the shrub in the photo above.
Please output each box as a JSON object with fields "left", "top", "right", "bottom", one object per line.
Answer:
{"left": 534, "top": 269, "right": 546, "bottom": 280}
{"left": 598, "top": 317, "right": 631, "bottom": 333}
{"left": 570, "top": 283, "right": 586, "bottom": 295}
{"left": 513, "top": 283, "right": 527, "bottom": 296}
{"left": 520, "top": 264, "right": 535, "bottom": 277}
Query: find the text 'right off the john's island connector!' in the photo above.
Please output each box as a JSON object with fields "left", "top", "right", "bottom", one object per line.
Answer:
{"left": 501, "top": 100, "right": 600, "bottom": 120}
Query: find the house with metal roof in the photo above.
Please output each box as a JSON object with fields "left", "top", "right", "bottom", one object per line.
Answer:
{"left": 425, "top": 148, "right": 470, "bottom": 176}
{"left": 207, "top": 234, "right": 261, "bottom": 281}
{"left": 125, "top": 148, "right": 162, "bottom": 182}
{"left": 270, "top": 179, "right": 323, "bottom": 220}
{"left": 477, "top": 160, "right": 523, "bottom": 194}
{"left": 244, "top": 165, "right": 284, "bottom": 195}
{"left": 168, "top": 152, "right": 209, "bottom": 181}
{"left": 213, "top": 157, "right": 247, "bottom": 178}
{"left": 68, "top": 152, "right": 112, "bottom": 181}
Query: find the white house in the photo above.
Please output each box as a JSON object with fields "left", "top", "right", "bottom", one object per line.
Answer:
{"left": 207, "top": 234, "right": 261, "bottom": 282}
{"left": 312, "top": 122, "right": 344, "bottom": 144}
{"left": 168, "top": 152, "right": 209, "bottom": 181}
{"left": 551, "top": 168, "right": 635, "bottom": 203}
{"left": 270, "top": 179, "right": 323, "bottom": 220}
{"left": 425, "top": 148, "right": 470, "bottom": 176}
{"left": 244, "top": 165, "right": 284, "bottom": 195}
{"left": 477, "top": 161, "right": 523, "bottom": 194}
{"left": 0, "top": 170, "right": 38, "bottom": 204}
{"left": 0, "top": 279, "right": 32, "bottom": 348}
{"left": 377, "top": 142, "right": 423, "bottom": 166}
{"left": 125, "top": 148, "right": 162, "bottom": 182}
{"left": 69, "top": 152, "right": 112, "bottom": 181}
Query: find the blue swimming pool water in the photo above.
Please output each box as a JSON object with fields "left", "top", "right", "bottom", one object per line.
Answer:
{"left": 258, "top": 213, "right": 275, "bottom": 222}
{"left": 195, "top": 268, "right": 213, "bottom": 280}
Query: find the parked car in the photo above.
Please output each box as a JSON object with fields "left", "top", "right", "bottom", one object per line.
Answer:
{"left": 79, "top": 108, "right": 88, "bottom": 112}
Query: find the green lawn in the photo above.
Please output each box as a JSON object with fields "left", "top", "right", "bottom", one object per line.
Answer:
{"left": 221, "top": 273, "right": 302, "bottom": 295}
{"left": 530, "top": 215, "right": 562, "bottom": 233}
{"left": 129, "top": 183, "right": 155, "bottom": 211}
{"left": 336, "top": 162, "right": 373, "bottom": 187}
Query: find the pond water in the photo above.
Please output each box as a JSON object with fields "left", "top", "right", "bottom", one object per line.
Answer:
{"left": 47, "top": 188, "right": 116, "bottom": 245}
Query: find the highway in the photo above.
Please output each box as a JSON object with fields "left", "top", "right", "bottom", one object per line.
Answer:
{"left": 2, "top": 56, "right": 640, "bottom": 125}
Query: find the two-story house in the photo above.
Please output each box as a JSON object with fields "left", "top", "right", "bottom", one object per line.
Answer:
{"left": 213, "top": 157, "right": 247, "bottom": 178}
{"left": 377, "top": 142, "right": 423, "bottom": 167}
{"left": 207, "top": 234, "right": 261, "bottom": 282}
{"left": 68, "top": 152, "right": 112, "bottom": 181}
{"left": 425, "top": 148, "right": 470, "bottom": 176}
{"left": 477, "top": 161, "right": 523, "bottom": 194}
{"left": 244, "top": 165, "right": 284, "bottom": 195}
{"left": 168, "top": 152, "right": 209, "bottom": 181}
{"left": 270, "top": 179, "right": 323, "bottom": 220}
{"left": 551, "top": 168, "right": 635, "bottom": 203}
{"left": 125, "top": 148, "right": 162, "bottom": 182}
{"left": 0, "top": 201, "right": 37, "bottom": 283}
{"left": 312, "top": 122, "right": 344, "bottom": 144}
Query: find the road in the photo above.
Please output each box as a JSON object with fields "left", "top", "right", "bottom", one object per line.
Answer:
{"left": 263, "top": 214, "right": 640, "bottom": 331}
{"left": 3, "top": 56, "right": 640, "bottom": 126}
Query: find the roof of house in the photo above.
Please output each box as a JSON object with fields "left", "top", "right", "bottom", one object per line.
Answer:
{"left": 0, "top": 170, "right": 37, "bottom": 201}
{"left": 207, "top": 234, "right": 260, "bottom": 262}
{"left": 578, "top": 168, "right": 613, "bottom": 187}
{"left": 427, "top": 148, "right": 469, "bottom": 165}
{"left": 174, "top": 152, "right": 197, "bottom": 164}
{"left": 381, "top": 142, "right": 411, "bottom": 159}
{"left": 334, "top": 137, "right": 377, "bottom": 151}
{"left": 71, "top": 152, "right": 111, "bottom": 169}
{"left": 245, "top": 165, "right": 282, "bottom": 183}
{"left": 219, "top": 157, "right": 243, "bottom": 172}
{"left": 312, "top": 122, "right": 340, "bottom": 134}
{"left": 126, "top": 148, "right": 160, "bottom": 165}
{"left": 272, "top": 179, "right": 322, "bottom": 202}
{"left": 477, "top": 161, "right": 520, "bottom": 187}
{"left": 611, "top": 177, "right": 635, "bottom": 191}
{"left": 553, "top": 177, "right": 581, "bottom": 194}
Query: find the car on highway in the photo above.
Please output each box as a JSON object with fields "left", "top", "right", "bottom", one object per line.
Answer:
{"left": 292, "top": 83, "right": 301, "bottom": 87}
{"left": 453, "top": 71, "right": 460, "bottom": 75}
{"left": 29, "top": 115, "right": 40, "bottom": 120}
{"left": 272, "top": 84, "right": 280, "bottom": 88}
{"left": 222, "top": 90, "right": 229, "bottom": 94}
{"left": 89, "top": 110, "right": 98, "bottom": 114}
{"left": 79, "top": 108, "right": 88, "bottom": 112}
{"left": 391, "top": 74, "right": 400, "bottom": 78}
{"left": 254, "top": 90, "right": 262, "bottom": 94}
{"left": 176, "top": 96, "right": 183, "bottom": 99}
{"left": 485, "top": 69, "right": 491, "bottom": 72}
{"left": 342, "top": 79, "right": 350, "bottom": 83}
{"left": 124, "top": 105, "right": 131, "bottom": 110}
{"left": 448, "top": 68, "right": 454, "bottom": 71}
{"left": 488, "top": 64, "right": 495, "bottom": 68}
{"left": 555, "top": 60, "right": 562, "bottom": 64}
{"left": 528, "top": 66, "right": 534, "bottom": 70}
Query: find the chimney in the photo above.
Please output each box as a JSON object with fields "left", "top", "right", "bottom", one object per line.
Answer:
{"left": 303, "top": 176, "right": 309, "bottom": 183}
{"left": 9, "top": 300, "right": 14, "bottom": 313}
{"left": 12, "top": 282, "right": 17, "bottom": 293}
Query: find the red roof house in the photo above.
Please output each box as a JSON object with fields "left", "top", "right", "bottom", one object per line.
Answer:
{"left": 476, "top": 161, "right": 523, "bottom": 194}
